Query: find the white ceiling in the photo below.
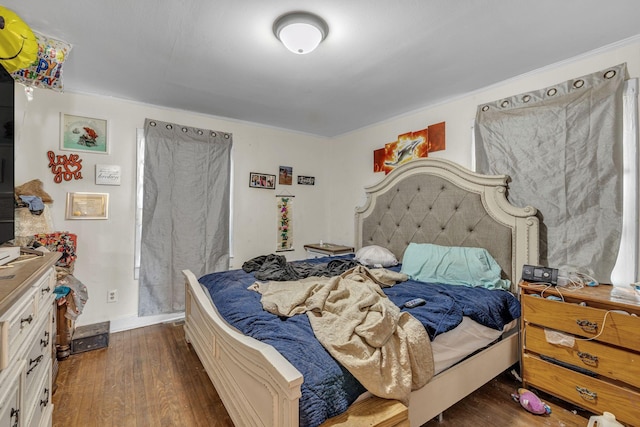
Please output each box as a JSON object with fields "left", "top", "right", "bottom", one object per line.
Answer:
{"left": 4, "top": 0, "right": 640, "bottom": 137}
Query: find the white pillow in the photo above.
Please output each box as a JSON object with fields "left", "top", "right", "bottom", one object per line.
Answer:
{"left": 355, "top": 245, "right": 398, "bottom": 267}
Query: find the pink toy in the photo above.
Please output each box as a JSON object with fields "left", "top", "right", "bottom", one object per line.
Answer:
{"left": 511, "top": 388, "right": 551, "bottom": 415}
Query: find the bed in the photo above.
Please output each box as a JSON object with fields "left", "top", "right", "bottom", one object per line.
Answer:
{"left": 183, "top": 158, "right": 539, "bottom": 426}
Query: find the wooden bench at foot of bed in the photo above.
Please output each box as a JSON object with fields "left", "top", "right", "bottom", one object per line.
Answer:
{"left": 319, "top": 397, "right": 409, "bottom": 427}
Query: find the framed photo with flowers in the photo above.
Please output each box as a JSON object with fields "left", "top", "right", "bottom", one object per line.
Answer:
{"left": 60, "top": 113, "right": 109, "bottom": 154}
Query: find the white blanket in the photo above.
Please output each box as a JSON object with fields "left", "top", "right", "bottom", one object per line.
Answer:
{"left": 249, "top": 266, "right": 434, "bottom": 404}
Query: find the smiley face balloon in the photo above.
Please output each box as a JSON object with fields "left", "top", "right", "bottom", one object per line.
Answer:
{"left": 0, "top": 6, "right": 38, "bottom": 73}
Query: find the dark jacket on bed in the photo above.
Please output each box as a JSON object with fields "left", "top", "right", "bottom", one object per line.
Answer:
{"left": 242, "top": 254, "right": 358, "bottom": 281}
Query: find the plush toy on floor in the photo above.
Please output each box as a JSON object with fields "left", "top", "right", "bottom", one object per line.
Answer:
{"left": 511, "top": 388, "right": 552, "bottom": 415}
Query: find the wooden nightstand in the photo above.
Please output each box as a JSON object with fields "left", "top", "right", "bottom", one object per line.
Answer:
{"left": 304, "top": 243, "right": 354, "bottom": 258}
{"left": 520, "top": 282, "right": 640, "bottom": 425}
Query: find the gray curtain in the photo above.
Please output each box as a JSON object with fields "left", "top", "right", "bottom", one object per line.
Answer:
{"left": 475, "top": 63, "right": 626, "bottom": 283}
{"left": 139, "top": 119, "right": 232, "bottom": 316}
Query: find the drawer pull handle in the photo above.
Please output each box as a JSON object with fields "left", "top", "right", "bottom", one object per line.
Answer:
{"left": 576, "top": 319, "right": 597, "bottom": 333}
{"left": 41, "top": 331, "right": 50, "bottom": 348}
{"left": 41, "top": 286, "right": 51, "bottom": 294}
{"left": 576, "top": 386, "right": 597, "bottom": 401}
{"left": 40, "top": 388, "right": 50, "bottom": 408}
{"left": 10, "top": 408, "right": 19, "bottom": 427}
{"left": 20, "top": 314, "right": 33, "bottom": 327}
{"left": 577, "top": 351, "right": 599, "bottom": 366}
{"left": 27, "top": 355, "right": 43, "bottom": 375}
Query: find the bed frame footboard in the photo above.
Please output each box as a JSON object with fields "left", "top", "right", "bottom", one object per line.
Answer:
{"left": 183, "top": 269, "right": 303, "bottom": 427}
{"left": 408, "top": 330, "right": 519, "bottom": 425}
{"left": 185, "top": 267, "right": 519, "bottom": 427}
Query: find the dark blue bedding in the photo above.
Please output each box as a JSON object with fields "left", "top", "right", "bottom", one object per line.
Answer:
{"left": 198, "top": 255, "right": 520, "bottom": 427}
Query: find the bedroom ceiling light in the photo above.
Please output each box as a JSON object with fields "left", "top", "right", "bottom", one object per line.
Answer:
{"left": 273, "top": 12, "right": 328, "bottom": 55}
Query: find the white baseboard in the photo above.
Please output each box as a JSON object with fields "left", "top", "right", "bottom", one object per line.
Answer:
{"left": 108, "top": 312, "right": 185, "bottom": 333}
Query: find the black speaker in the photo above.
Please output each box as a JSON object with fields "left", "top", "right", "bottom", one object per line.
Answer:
{"left": 522, "top": 264, "right": 558, "bottom": 285}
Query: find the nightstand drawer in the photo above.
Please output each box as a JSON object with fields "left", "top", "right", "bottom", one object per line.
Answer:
{"left": 522, "top": 294, "right": 640, "bottom": 352}
{"left": 523, "top": 355, "right": 640, "bottom": 425}
{"left": 524, "top": 325, "right": 640, "bottom": 389}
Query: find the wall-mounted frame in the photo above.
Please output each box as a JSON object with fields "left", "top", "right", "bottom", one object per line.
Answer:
{"left": 249, "top": 172, "right": 276, "bottom": 189}
{"left": 65, "top": 192, "right": 109, "bottom": 219}
{"left": 95, "top": 164, "right": 121, "bottom": 185}
{"left": 60, "top": 113, "right": 109, "bottom": 154}
{"left": 279, "top": 166, "right": 293, "bottom": 185}
{"left": 297, "top": 175, "right": 315, "bottom": 185}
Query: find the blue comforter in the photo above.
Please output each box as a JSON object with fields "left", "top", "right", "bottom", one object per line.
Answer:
{"left": 198, "top": 255, "right": 520, "bottom": 427}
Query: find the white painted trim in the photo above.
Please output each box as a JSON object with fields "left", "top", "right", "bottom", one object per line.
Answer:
{"left": 611, "top": 78, "right": 640, "bottom": 286}
{"left": 107, "top": 312, "right": 185, "bottom": 333}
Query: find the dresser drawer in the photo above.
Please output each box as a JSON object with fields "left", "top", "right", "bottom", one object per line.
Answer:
{"left": 24, "top": 310, "right": 53, "bottom": 398}
{"left": 32, "top": 269, "right": 55, "bottom": 312}
{"left": 25, "top": 359, "right": 52, "bottom": 427}
{"left": 31, "top": 400, "right": 52, "bottom": 427}
{"left": 523, "top": 354, "right": 640, "bottom": 425}
{"left": 522, "top": 294, "right": 640, "bottom": 352}
{"left": 0, "top": 361, "right": 22, "bottom": 427}
{"left": 0, "top": 286, "right": 38, "bottom": 370}
{"left": 524, "top": 325, "right": 640, "bottom": 389}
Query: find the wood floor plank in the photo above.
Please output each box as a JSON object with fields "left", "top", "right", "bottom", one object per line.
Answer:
{"left": 100, "top": 327, "right": 123, "bottom": 426}
{"left": 52, "top": 351, "right": 80, "bottom": 426}
{"left": 163, "top": 323, "right": 205, "bottom": 426}
{"left": 133, "top": 327, "right": 163, "bottom": 427}
{"left": 121, "top": 329, "right": 138, "bottom": 426}
{"left": 52, "top": 323, "right": 592, "bottom": 427}
{"left": 147, "top": 324, "right": 184, "bottom": 426}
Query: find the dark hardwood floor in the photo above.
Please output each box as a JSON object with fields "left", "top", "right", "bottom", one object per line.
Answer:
{"left": 53, "top": 322, "right": 233, "bottom": 427}
{"left": 53, "top": 323, "right": 592, "bottom": 427}
{"left": 422, "top": 371, "right": 593, "bottom": 427}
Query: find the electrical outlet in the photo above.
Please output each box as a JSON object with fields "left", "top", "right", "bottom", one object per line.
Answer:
{"left": 107, "top": 289, "right": 118, "bottom": 303}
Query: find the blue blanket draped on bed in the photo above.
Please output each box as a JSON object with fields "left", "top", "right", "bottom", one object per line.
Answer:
{"left": 198, "top": 255, "right": 521, "bottom": 427}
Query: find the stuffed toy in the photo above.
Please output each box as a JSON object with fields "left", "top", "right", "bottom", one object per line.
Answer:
{"left": 511, "top": 388, "right": 551, "bottom": 415}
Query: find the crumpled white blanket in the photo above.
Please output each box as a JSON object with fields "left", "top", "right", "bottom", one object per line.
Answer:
{"left": 249, "top": 265, "right": 434, "bottom": 404}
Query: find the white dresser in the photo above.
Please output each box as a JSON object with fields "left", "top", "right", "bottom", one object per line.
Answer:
{"left": 0, "top": 252, "right": 60, "bottom": 427}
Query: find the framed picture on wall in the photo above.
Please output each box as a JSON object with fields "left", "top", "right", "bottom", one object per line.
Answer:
{"left": 249, "top": 172, "right": 276, "bottom": 189}
{"left": 297, "top": 176, "right": 315, "bottom": 185}
{"left": 60, "top": 113, "right": 109, "bottom": 154}
{"left": 65, "top": 192, "right": 109, "bottom": 219}
{"left": 95, "top": 164, "right": 121, "bottom": 185}
{"left": 279, "top": 166, "right": 293, "bottom": 185}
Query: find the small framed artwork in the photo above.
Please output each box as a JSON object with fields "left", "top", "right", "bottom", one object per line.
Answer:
{"left": 60, "top": 113, "right": 109, "bottom": 154}
{"left": 297, "top": 175, "right": 315, "bottom": 185}
{"left": 95, "top": 164, "right": 121, "bottom": 185}
{"left": 249, "top": 172, "right": 276, "bottom": 189}
{"left": 65, "top": 192, "right": 109, "bottom": 219}
{"left": 279, "top": 166, "right": 293, "bottom": 185}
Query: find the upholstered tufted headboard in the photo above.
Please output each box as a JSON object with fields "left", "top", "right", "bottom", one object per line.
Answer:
{"left": 355, "top": 158, "right": 539, "bottom": 288}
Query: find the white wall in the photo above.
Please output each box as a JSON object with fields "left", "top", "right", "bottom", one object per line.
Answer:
{"left": 327, "top": 38, "right": 640, "bottom": 249}
{"left": 14, "top": 36, "right": 640, "bottom": 331}
{"left": 14, "top": 90, "right": 330, "bottom": 331}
